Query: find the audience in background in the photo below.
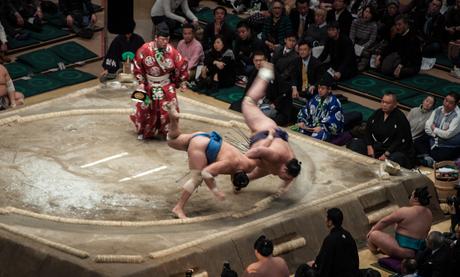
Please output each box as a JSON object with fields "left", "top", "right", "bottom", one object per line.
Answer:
{"left": 297, "top": 38, "right": 321, "bottom": 97}
{"left": 326, "top": 0, "right": 353, "bottom": 36}
{"left": 233, "top": 21, "right": 265, "bottom": 80}
{"left": 399, "top": 258, "right": 418, "bottom": 277}
{"left": 177, "top": 23, "right": 204, "bottom": 81}
{"left": 307, "top": 207, "right": 360, "bottom": 277}
{"left": 8, "top": 0, "right": 43, "bottom": 32}
{"left": 242, "top": 235, "right": 290, "bottom": 277}
{"left": 60, "top": 0, "right": 97, "bottom": 39}
{"left": 367, "top": 187, "right": 432, "bottom": 259}
{"left": 290, "top": 0, "right": 315, "bottom": 39}
{"left": 305, "top": 7, "right": 328, "bottom": 46}
{"left": 377, "top": 0, "right": 400, "bottom": 42}
{"left": 416, "top": 231, "right": 452, "bottom": 277}
{"left": 203, "top": 6, "right": 233, "bottom": 51}
{"left": 349, "top": 5, "right": 378, "bottom": 71}
{"left": 297, "top": 75, "right": 344, "bottom": 141}
{"left": 261, "top": 0, "right": 293, "bottom": 53}
{"left": 150, "top": 0, "right": 198, "bottom": 35}
{"left": 318, "top": 21, "right": 357, "bottom": 81}
{"left": 415, "top": 0, "right": 445, "bottom": 62}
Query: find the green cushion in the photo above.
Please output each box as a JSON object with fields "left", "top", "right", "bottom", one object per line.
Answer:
{"left": 4, "top": 62, "right": 33, "bottom": 79}
{"left": 46, "top": 68, "right": 97, "bottom": 86}
{"left": 7, "top": 35, "right": 40, "bottom": 50}
{"left": 48, "top": 41, "right": 98, "bottom": 64}
{"left": 342, "top": 102, "right": 374, "bottom": 121}
{"left": 14, "top": 75, "right": 65, "bottom": 97}
{"left": 400, "top": 75, "right": 455, "bottom": 96}
{"left": 435, "top": 53, "right": 453, "bottom": 68}
{"left": 339, "top": 74, "right": 419, "bottom": 100}
{"left": 28, "top": 24, "right": 70, "bottom": 41}
{"left": 16, "top": 49, "right": 66, "bottom": 73}
{"left": 211, "top": 86, "right": 245, "bottom": 103}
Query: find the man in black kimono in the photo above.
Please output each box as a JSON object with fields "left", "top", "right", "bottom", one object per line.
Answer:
{"left": 308, "top": 208, "right": 360, "bottom": 277}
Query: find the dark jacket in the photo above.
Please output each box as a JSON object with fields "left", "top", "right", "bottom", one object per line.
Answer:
{"left": 381, "top": 29, "right": 422, "bottom": 69}
{"left": 261, "top": 15, "right": 293, "bottom": 46}
{"left": 289, "top": 8, "right": 315, "bottom": 37}
{"left": 415, "top": 11, "right": 446, "bottom": 44}
{"left": 298, "top": 55, "right": 322, "bottom": 95}
{"left": 416, "top": 243, "right": 452, "bottom": 277}
{"left": 59, "top": 0, "right": 95, "bottom": 16}
{"left": 204, "top": 48, "right": 236, "bottom": 88}
{"left": 326, "top": 8, "right": 353, "bottom": 36}
{"left": 202, "top": 21, "right": 234, "bottom": 51}
{"left": 102, "top": 33, "right": 145, "bottom": 73}
{"left": 318, "top": 34, "right": 357, "bottom": 80}
{"left": 233, "top": 35, "right": 265, "bottom": 69}
{"left": 314, "top": 226, "right": 361, "bottom": 277}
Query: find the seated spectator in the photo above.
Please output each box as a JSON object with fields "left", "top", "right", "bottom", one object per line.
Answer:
{"left": 347, "top": 92, "right": 415, "bottom": 168}
{"left": 0, "top": 64, "right": 24, "bottom": 110}
{"left": 198, "top": 35, "right": 236, "bottom": 93}
{"left": 349, "top": 5, "right": 378, "bottom": 71}
{"left": 398, "top": 258, "right": 418, "bottom": 277}
{"left": 177, "top": 23, "right": 204, "bottom": 81}
{"left": 297, "top": 38, "right": 322, "bottom": 97}
{"left": 243, "top": 0, "right": 270, "bottom": 35}
{"left": 0, "top": 1, "right": 28, "bottom": 42}
{"left": 269, "top": 33, "right": 300, "bottom": 125}
{"left": 326, "top": 0, "right": 353, "bottom": 37}
{"left": 318, "top": 21, "right": 357, "bottom": 81}
{"left": 297, "top": 76, "right": 344, "bottom": 141}
{"left": 416, "top": 231, "right": 452, "bottom": 277}
{"left": 261, "top": 0, "right": 293, "bottom": 53}
{"left": 242, "top": 235, "right": 289, "bottom": 277}
{"left": 305, "top": 8, "right": 328, "bottom": 46}
{"left": 424, "top": 92, "right": 460, "bottom": 162}
{"left": 415, "top": 0, "right": 445, "bottom": 62}
{"left": 202, "top": 6, "right": 233, "bottom": 51}
{"left": 450, "top": 225, "right": 460, "bottom": 277}
{"left": 150, "top": 0, "right": 199, "bottom": 35}
{"left": 375, "top": 15, "right": 422, "bottom": 79}
{"left": 367, "top": 187, "right": 432, "bottom": 259}
{"left": 233, "top": 21, "right": 265, "bottom": 79}
{"left": 307, "top": 207, "right": 360, "bottom": 277}
{"left": 349, "top": 0, "right": 377, "bottom": 17}
{"left": 294, "top": 263, "right": 317, "bottom": 277}
{"left": 407, "top": 95, "right": 435, "bottom": 160}
{"left": 377, "top": 0, "right": 400, "bottom": 42}
{"left": 0, "top": 21, "right": 11, "bottom": 63}
{"left": 7, "top": 0, "right": 43, "bottom": 32}
{"left": 444, "top": 0, "right": 460, "bottom": 42}
{"left": 290, "top": 0, "right": 315, "bottom": 39}
{"left": 100, "top": 20, "right": 145, "bottom": 82}
{"left": 60, "top": 0, "right": 97, "bottom": 39}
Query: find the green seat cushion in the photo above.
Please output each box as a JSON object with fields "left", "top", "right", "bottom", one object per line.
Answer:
{"left": 48, "top": 41, "right": 98, "bottom": 64}
{"left": 400, "top": 74, "right": 456, "bottom": 96}
{"left": 211, "top": 86, "right": 245, "bottom": 103}
{"left": 16, "top": 49, "right": 66, "bottom": 73}
{"left": 7, "top": 35, "right": 40, "bottom": 50}
{"left": 46, "top": 68, "right": 97, "bottom": 86}
{"left": 14, "top": 75, "right": 65, "bottom": 97}
{"left": 435, "top": 53, "right": 452, "bottom": 68}
{"left": 4, "top": 62, "right": 33, "bottom": 79}
{"left": 28, "top": 24, "right": 70, "bottom": 41}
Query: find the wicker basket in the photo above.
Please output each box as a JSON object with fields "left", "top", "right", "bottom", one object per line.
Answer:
{"left": 434, "top": 161, "right": 459, "bottom": 202}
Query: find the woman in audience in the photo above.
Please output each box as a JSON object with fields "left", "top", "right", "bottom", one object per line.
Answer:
{"left": 305, "top": 8, "right": 328, "bottom": 46}
{"left": 198, "top": 35, "right": 236, "bottom": 93}
{"left": 407, "top": 95, "right": 435, "bottom": 162}
{"left": 349, "top": 5, "right": 378, "bottom": 71}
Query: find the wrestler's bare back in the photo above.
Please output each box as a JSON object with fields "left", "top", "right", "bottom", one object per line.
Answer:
{"left": 393, "top": 206, "right": 432, "bottom": 239}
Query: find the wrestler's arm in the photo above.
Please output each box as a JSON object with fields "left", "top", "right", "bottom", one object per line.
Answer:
{"left": 201, "top": 160, "right": 234, "bottom": 189}
{"left": 247, "top": 166, "right": 270, "bottom": 181}
{"left": 245, "top": 145, "right": 277, "bottom": 161}
{"left": 368, "top": 208, "right": 405, "bottom": 234}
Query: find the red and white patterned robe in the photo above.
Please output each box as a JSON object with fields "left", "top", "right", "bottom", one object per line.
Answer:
{"left": 130, "top": 41, "right": 188, "bottom": 138}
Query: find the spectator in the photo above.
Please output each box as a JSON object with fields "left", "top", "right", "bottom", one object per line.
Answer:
{"left": 297, "top": 76, "right": 344, "bottom": 141}
{"left": 318, "top": 21, "right": 357, "bottom": 81}
{"left": 307, "top": 208, "right": 360, "bottom": 277}
{"left": 0, "top": 64, "right": 24, "bottom": 110}
{"left": 407, "top": 95, "right": 435, "bottom": 160}
{"left": 424, "top": 92, "right": 460, "bottom": 162}
{"left": 100, "top": 20, "right": 145, "bottom": 82}
{"left": 202, "top": 6, "right": 233, "bottom": 51}
{"left": 297, "top": 38, "right": 321, "bottom": 97}
{"left": 375, "top": 15, "right": 422, "bottom": 79}
{"left": 59, "top": 0, "right": 97, "bottom": 39}
{"left": 150, "top": 0, "right": 198, "bottom": 35}
{"left": 305, "top": 8, "right": 328, "bottom": 45}
{"left": 7, "top": 0, "right": 43, "bottom": 32}
{"left": 290, "top": 0, "right": 315, "bottom": 39}
{"left": 177, "top": 23, "right": 204, "bottom": 81}
{"left": 349, "top": 0, "right": 377, "bottom": 17}
{"left": 269, "top": 33, "right": 300, "bottom": 125}
{"left": 416, "top": 231, "right": 452, "bottom": 277}
{"left": 399, "top": 259, "right": 418, "bottom": 277}
{"left": 349, "top": 5, "right": 378, "bottom": 71}
{"left": 295, "top": 263, "right": 317, "bottom": 277}
{"left": 444, "top": 0, "right": 460, "bottom": 42}
{"left": 415, "top": 0, "right": 445, "bottom": 62}
{"left": 326, "top": 0, "right": 353, "bottom": 36}
{"left": 367, "top": 187, "right": 432, "bottom": 259}
{"left": 242, "top": 235, "right": 289, "bottom": 277}
{"left": 0, "top": 21, "right": 10, "bottom": 63}
{"left": 199, "top": 35, "right": 236, "bottom": 93}
{"left": 377, "top": 0, "right": 400, "bottom": 42}
{"left": 349, "top": 92, "right": 415, "bottom": 168}
{"left": 261, "top": 0, "right": 293, "bottom": 53}
{"left": 450, "top": 225, "right": 460, "bottom": 277}
{"left": 233, "top": 21, "right": 265, "bottom": 79}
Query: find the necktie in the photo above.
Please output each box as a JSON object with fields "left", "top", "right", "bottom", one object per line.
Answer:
{"left": 298, "top": 17, "right": 305, "bottom": 38}
{"left": 302, "top": 62, "right": 308, "bottom": 91}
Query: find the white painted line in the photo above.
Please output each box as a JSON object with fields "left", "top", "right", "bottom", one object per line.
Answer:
{"left": 80, "top": 152, "right": 129, "bottom": 168}
{"left": 119, "top": 165, "right": 168, "bottom": 183}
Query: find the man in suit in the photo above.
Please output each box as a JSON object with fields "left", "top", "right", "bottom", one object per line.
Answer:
{"left": 326, "top": 0, "right": 353, "bottom": 37}
{"left": 270, "top": 33, "right": 301, "bottom": 126}
{"left": 290, "top": 0, "right": 315, "bottom": 39}
{"left": 297, "top": 39, "right": 321, "bottom": 98}
{"left": 416, "top": 231, "right": 452, "bottom": 277}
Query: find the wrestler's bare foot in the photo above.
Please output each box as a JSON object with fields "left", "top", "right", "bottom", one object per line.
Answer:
{"left": 172, "top": 205, "right": 188, "bottom": 219}
{"left": 164, "top": 101, "right": 179, "bottom": 120}
{"left": 213, "top": 190, "right": 226, "bottom": 201}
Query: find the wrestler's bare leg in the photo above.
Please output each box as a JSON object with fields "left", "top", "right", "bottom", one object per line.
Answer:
{"left": 367, "top": 230, "right": 416, "bottom": 259}
{"left": 172, "top": 149, "right": 207, "bottom": 219}
{"left": 241, "top": 64, "right": 277, "bottom": 133}
{"left": 14, "top": 92, "right": 24, "bottom": 105}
